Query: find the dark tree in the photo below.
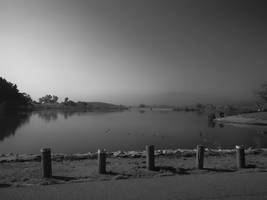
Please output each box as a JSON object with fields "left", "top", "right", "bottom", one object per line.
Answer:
{"left": 39, "top": 94, "right": 59, "bottom": 104}
{"left": 52, "top": 95, "right": 59, "bottom": 103}
{"left": 39, "top": 95, "right": 52, "bottom": 104}
{"left": 0, "top": 77, "right": 32, "bottom": 110}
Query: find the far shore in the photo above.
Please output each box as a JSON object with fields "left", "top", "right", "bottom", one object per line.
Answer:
{"left": 31, "top": 102, "right": 128, "bottom": 112}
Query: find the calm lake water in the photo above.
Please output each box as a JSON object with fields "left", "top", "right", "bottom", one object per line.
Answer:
{"left": 0, "top": 109, "right": 267, "bottom": 154}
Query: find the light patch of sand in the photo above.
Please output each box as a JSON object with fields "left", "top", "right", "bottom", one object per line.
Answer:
{"left": 215, "top": 112, "right": 267, "bottom": 125}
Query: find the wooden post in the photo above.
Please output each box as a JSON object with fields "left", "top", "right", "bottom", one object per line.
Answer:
{"left": 146, "top": 145, "right": 155, "bottom": 170}
{"left": 98, "top": 149, "right": 106, "bottom": 174}
{"left": 236, "top": 145, "right": 246, "bottom": 168}
{"left": 41, "top": 148, "right": 52, "bottom": 178}
{"left": 196, "top": 145, "right": 204, "bottom": 169}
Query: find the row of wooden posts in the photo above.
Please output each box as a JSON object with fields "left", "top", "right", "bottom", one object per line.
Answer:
{"left": 40, "top": 145, "right": 246, "bottom": 178}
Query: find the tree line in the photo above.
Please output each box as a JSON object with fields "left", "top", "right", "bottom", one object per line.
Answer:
{"left": 1, "top": 76, "right": 267, "bottom": 112}
{"left": 0, "top": 77, "right": 32, "bottom": 110}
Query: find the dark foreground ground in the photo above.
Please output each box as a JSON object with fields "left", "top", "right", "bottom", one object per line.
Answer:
{"left": 1, "top": 149, "right": 267, "bottom": 186}
{"left": 1, "top": 172, "right": 267, "bottom": 200}
{"left": 1, "top": 149, "right": 267, "bottom": 199}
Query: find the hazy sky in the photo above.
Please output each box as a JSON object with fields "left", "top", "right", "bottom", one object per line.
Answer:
{"left": 1, "top": 0, "right": 266, "bottom": 105}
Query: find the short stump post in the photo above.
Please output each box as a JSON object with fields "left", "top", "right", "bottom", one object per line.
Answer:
{"left": 98, "top": 149, "right": 106, "bottom": 174}
{"left": 196, "top": 145, "right": 204, "bottom": 169}
{"left": 236, "top": 145, "right": 246, "bottom": 168}
{"left": 41, "top": 148, "right": 52, "bottom": 178}
{"left": 146, "top": 145, "right": 155, "bottom": 170}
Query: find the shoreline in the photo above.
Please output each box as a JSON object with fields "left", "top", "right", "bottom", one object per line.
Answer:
{"left": 1, "top": 147, "right": 266, "bottom": 163}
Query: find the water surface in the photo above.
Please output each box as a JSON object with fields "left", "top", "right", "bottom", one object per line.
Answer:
{"left": 0, "top": 109, "right": 266, "bottom": 154}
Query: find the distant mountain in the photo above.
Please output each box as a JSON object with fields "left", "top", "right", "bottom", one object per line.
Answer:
{"left": 76, "top": 91, "right": 255, "bottom": 107}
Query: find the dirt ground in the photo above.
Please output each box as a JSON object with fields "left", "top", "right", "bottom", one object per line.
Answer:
{"left": 1, "top": 150, "right": 267, "bottom": 187}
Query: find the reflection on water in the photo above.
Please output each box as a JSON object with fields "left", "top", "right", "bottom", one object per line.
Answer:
{"left": 218, "top": 124, "right": 225, "bottom": 128}
{"left": 35, "top": 110, "right": 99, "bottom": 121}
{"left": 208, "top": 120, "right": 225, "bottom": 128}
{"left": 37, "top": 110, "right": 58, "bottom": 122}
{"left": 208, "top": 120, "right": 216, "bottom": 128}
{"left": 0, "top": 111, "right": 31, "bottom": 141}
{"left": 139, "top": 110, "right": 145, "bottom": 114}
{"left": 0, "top": 110, "right": 266, "bottom": 154}
{"left": 35, "top": 110, "right": 95, "bottom": 122}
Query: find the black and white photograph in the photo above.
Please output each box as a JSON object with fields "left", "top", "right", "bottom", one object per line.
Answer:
{"left": 1, "top": 0, "right": 267, "bottom": 199}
